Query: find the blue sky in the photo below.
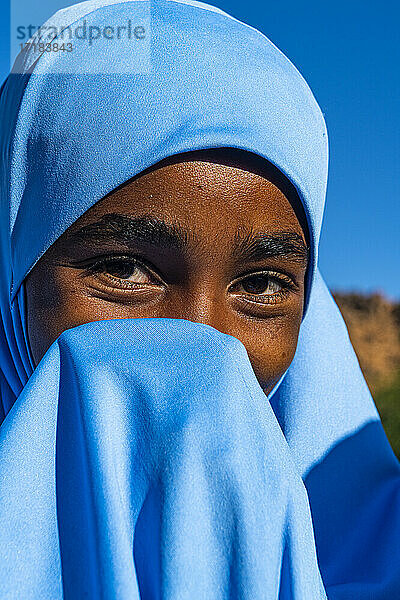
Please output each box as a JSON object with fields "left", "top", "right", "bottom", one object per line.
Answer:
{"left": 1, "top": 0, "right": 399, "bottom": 298}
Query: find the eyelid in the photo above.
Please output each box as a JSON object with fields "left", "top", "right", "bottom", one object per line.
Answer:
{"left": 229, "top": 269, "right": 297, "bottom": 290}
{"left": 70, "top": 253, "right": 148, "bottom": 269}
{"left": 228, "top": 271, "right": 298, "bottom": 309}
{"left": 78, "top": 254, "right": 165, "bottom": 285}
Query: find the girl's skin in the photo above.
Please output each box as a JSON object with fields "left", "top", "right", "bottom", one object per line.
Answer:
{"left": 24, "top": 148, "right": 309, "bottom": 395}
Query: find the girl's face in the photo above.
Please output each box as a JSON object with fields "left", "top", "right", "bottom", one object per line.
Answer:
{"left": 25, "top": 152, "right": 309, "bottom": 394}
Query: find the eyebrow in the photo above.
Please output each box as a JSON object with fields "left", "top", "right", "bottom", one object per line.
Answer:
{"left": 69, "top": 213, "right": 309, "bottom": 265}
{"left": 232, "top": 228, "right": 309, "bottom": 265}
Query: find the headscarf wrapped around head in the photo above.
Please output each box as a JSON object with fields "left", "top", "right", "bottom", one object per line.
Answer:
{"left": 1, "top": 0, "right": 328, "bottom": 406}
{"left": 0, "top": 1, "right": 399, "bottom": 598}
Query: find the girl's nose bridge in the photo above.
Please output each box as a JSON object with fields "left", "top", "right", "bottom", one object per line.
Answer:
{"left": 172, "top": 281, "right": 228, "bottom": 333}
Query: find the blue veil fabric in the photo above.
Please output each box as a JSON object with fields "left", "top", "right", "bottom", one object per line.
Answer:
{"left": 0, "top": 0, "right": 399, "bottom": 597}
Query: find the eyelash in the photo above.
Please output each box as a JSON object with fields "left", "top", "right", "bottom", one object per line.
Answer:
{"left": 81, "top": 255, "right": 162, "bottom": 287}
{"left": 79, "top": 255, "right": 297, "bottom": 305}
{"left": 229, "top": 270, "right": 296, "bottom": 305}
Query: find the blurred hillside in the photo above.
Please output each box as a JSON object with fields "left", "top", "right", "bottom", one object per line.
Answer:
{"left": 333, "top": 292, "right": 400, "bottom": 458}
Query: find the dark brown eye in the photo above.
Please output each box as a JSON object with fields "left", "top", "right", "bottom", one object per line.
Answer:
{"left": 85, "top": 256, "right": 160, "bottom": 286}
{"left": 228, "top": 270, "right": 297, "bottom": 306}
{"left": 240, "top": 274, "right": 283, "bottom": 295}
{"left": 103, "top": 259, "right": 141, "bottom": 280}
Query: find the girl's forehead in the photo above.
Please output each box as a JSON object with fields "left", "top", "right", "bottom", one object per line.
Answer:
{"left": 77, "top": 159, "right": 307, "bottom": 240}
{"left": 90, "top": 149, "right": 310, "bottom": 245}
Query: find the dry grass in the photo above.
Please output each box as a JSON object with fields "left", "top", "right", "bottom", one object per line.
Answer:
{"left": 333, "top": 292, "right": 400, "bottom": 395}
{"left": 333, "top": 292, "right": 400, "bottom": 457}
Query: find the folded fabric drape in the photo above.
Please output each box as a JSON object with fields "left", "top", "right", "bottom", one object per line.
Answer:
{"left": 0, "top": 317, "right": 328, "bottom": 599}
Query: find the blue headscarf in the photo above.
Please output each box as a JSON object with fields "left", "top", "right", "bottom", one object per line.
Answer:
{"left": 0, "top": 1, "right": 399, "bottom": 598}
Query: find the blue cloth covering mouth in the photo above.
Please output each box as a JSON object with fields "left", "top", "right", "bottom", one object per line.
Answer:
{"left": 0, "top": 317, "right": 328, "bottom": 598}
{"left": 0, "top": 1, "right": 399, "bottom": 598}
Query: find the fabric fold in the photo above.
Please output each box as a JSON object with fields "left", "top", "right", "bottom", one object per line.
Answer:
{"left": 0, "top": 318, "right": 327, "bottom": 599}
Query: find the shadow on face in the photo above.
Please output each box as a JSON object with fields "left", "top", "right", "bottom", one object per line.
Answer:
{"left": 24, "top": 148, "right": 309, "bottom": 394}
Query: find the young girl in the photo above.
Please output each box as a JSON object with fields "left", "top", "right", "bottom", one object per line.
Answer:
{"left": 0, "top": 1, "right": 398, "bottom": 598}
